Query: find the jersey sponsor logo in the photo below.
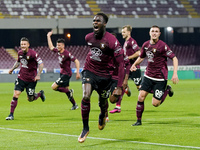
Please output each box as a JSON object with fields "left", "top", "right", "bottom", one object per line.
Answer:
{"left": 146, "top": 51, "right": 154, "bottom": 62}
{"left": 20, "top": 58, "right": 28, "bottom": 68}
{"left": 90, "top": 47, "right": 102, "bottom": 62}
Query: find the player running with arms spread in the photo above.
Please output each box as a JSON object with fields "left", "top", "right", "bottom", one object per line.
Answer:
{"left": 78, "top": 13, "right": 124, "bottom": 143}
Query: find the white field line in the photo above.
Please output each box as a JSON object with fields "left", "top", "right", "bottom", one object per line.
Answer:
{"left": 0, "top": 127, "right": 200, "bottom": 149}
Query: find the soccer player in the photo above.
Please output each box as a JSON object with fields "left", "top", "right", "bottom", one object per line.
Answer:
{"left": 6, "top": 37, "right": 45, "bottom": 120}
{"left": 109, "top": 25, "right": 141, "bottom": 114}
{"left": 107, "top": 49, "right": 131, "bottom": 121}
{"left": 47, "top": 30, "right": 80, "bottom": 110}
{"left": 78, "top": 13, "right": 125, "bottom": 143}
{"left": 130, "top": 25, "right": 179, "bottom": 126}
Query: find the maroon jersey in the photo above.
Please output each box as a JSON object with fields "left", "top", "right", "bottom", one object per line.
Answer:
{"left": 53, "top": 48, "right": 76, "bottom": 76}
{"left": 84, "top": 31, "right": 124, "bottom": 87}
{"left": 112, "top": 53, "right": 130, "bottom": 80}
{"left": 17, "top": 49, "right": 43, "bottom": 82}
{"left": 140, "top": 40, "right": 175, "bottom": 80}
{"left": 123, "top": 37, "right": 140, "bottom": 67}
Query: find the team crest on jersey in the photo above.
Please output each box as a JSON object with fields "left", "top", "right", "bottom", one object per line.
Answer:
{"left": 100, "top": 43, "right": 105, "bottom": 49}
{"left": 152, "top": 48, "right": 157, "bottom": 53}
{"left": 27, "top": 56, "right": 30, "bottom": 60}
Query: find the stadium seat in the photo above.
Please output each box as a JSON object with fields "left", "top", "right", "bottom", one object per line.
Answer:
{"left": 0, "top": 0, "right": 199, "bottom": 18}
{"left": 2, "top": 45, "right": 199, "bottom": 71}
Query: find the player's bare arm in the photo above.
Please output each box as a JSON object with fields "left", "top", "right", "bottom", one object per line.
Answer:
{"left": 35, "top": 63, "right": 44, "bottom": 81}
{"left": 122, "top": 74, "right": 129, "bottom": 89}
{"left": 128, "top": 50, "right": 140, "bottom": 60}
{"left": 115, "top": 53, "right": 125, "bottom": 95}
{"left": 171, "top": 56, "right": 179, "bottom": 84}
{"left": 47, "top": 30, "right": 55, "bottom": 50}
{"left": 74, "top": 59, "right": 81, "bottom": 80}
{"left": 9, "top": 61, "right": 20, "bottom": 74}
{"left": 130, "top": 57, "right": 144, "bottom": 71}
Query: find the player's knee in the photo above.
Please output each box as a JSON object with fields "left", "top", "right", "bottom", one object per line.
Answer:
{"left": 83, "top": 95, "right": 90, "bottom": 101}
{"left": 109, "top": 95, "right": 118, "bottom": 104}
{"left": 51, "top": 86, "right": 57, "bottom": 91}
{"left": 152, "top": 102, "right": 159, "bottom": 107}
{"left": 138, "top": 95, "right": 145, "bottom": 102}
{"left": 27, "top": 96, "right": 34, "bottom": 102}
{"left": 152, "top": 99, "right": 161, "bottom": 107}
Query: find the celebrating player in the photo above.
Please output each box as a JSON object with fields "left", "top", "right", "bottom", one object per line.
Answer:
{"left": 130, "top": 25, "right": 179, "bottom": 126}
{"left": 78, "top": 13, "right": 124, "bottom": 143}
{"left": 6, "top": 37, "right": 45, "bottom": 120}
{"left": 47, "top": 30, "right": 80, "bottom": 110}
{"left": 110, "top": 25, "right": 141, "bottom": 114}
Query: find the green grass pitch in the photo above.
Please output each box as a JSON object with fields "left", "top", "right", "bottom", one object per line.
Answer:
{"left": 0, "top": 79, "right": 200, "bottom": 150}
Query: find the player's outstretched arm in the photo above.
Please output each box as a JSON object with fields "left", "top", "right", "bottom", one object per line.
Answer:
{"left": 171, "top": 56, "right": 179, "bottom": 84}
{"left": 47, "top": 30, "right": 54, "bottom": 50}
{"left": 74, "top": 59, "right": 81, "bottom": 80}
{"left": 8, "top": 61, "right": 20, "bottom": 74}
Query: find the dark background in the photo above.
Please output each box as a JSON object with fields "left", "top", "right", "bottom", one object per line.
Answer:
{"left": 0, "top": 27, "right": 199, "bottom": 48}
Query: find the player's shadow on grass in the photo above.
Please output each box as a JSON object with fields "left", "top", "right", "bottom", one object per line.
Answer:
{"left": 146, "top": 120, "right": 180, "bottom": 125}
{"left": 80, "top": 138, "right": 147, "bottom": 149}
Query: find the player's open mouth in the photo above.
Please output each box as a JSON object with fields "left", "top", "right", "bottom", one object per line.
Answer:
{"left": 93, "top": 26, "right": 99, "bottom": 31}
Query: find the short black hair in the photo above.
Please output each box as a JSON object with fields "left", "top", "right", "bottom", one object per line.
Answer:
{"left": 20, "top": 37, "right": 29, "bottom": 43}
{"left": 56, "top": 38, "right": 65, "bottom": 44}
{"left": 96, "top": 12, "right": 108, "bottom": 23}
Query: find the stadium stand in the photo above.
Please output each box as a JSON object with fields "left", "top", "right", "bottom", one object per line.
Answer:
{"left": 11, "top": 45, "right": 90, "bottom": 72}
{"left": 0, "top": 0, "right": 199, "bottom": 18}
{"left": 2, "top": 45, "right": 197, "bottom": 72}
{"left": 0, "top": 47, "right": 16, "bottom": 69}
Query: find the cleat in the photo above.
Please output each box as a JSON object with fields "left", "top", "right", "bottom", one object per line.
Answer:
{"left": 78, "top": 129, "right": 89, "bottom": 143}
{"left": 71, "top": 104, "right": 78, "bottom": 110}
{"left": 109, "top": 108, "right": 121, "bottom": 113}
{"left": 125, "top": 87, "right": 131, "bottom": 97}
{"left": 6, "top": 114, "right": 14, "bottom": 120}
{"left": 69, "top": 89, "right": 74, "bottom": 98}
{"left": 167, "top": 85, "right": 174, "bottom": 97}
{"left": 98, "top": 113, "right": 106, "bottom": 130}
{"left": 40, "top": 90, "right": 46, "bottom": 102}
{"left": 132, "top": 120, "right": 142, "bottom": 126}
{"left": 106, "top": 117, "right": 109, "bottom": 122}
